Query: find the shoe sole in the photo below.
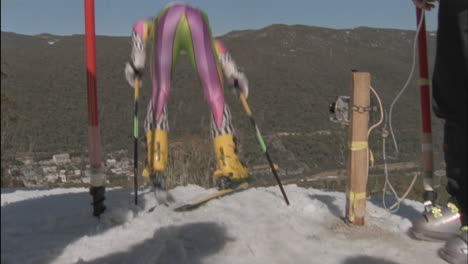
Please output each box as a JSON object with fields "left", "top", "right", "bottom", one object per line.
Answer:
{"left": 216, "top": 175, "right": 249, "bottom": 190}
{"left": 439, "top": 247, "right": 466, "bottom": 264}
{"left": 408, "top": 228, "right": 449, "bottom": 242}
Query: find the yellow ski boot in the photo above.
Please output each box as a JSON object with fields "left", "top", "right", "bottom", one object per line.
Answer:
{"left": 142, "top": 129, "right": 168, "bottom": 189}
{"left": 212, "top": 134, "right": 248, "bottom": 189}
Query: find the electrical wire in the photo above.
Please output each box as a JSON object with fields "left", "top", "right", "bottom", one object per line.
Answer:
{"left": 369, "top": 86, "right": 384, "bottom": 137}
{"left": 366, "top": 86, "right": 384, "bottom": 194}
{"left": 369, "top": 85, "right": 419, "bottom": 212}
{"left": 387, "top": 4, "right": 426, "bottom": 157}
{"left": 381, "top": 4, "right": 427, "bottom": 211}
{"left": 381, "top": 110, "right": 420, "bottom": 212}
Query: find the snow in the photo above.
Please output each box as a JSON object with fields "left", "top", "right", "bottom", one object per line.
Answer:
{"left": 1, "top": 184, "right": 447, "bottom": 264}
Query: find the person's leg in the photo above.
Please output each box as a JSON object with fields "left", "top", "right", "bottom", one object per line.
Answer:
{"left": 210, "top": 105, "right": 249, "bottom": 186}
{"left": 142, "top": 103, "right": 169, "bottom": 188}
{"left": 142, "top": 5, "right": 187, "bottom": 188}
{"left": 444, "top": 121, "right": 467, "bottom": 226}
{"left": 184, "top": 6, "right": 248, "bottom": 187}
{"left": 433, "top": 0, "right": 468, "bottom": 225}
{"left": 432, "top": 0, "right": 467, "bottom": 121}
{"left": 410, "top": 1, "right": 467, "bottom": 244}
{"left": 435, "top": 1, "right": 468, "bottom": 262}
{"left": 439, "top": 121, "right": 468, "bottom": 263}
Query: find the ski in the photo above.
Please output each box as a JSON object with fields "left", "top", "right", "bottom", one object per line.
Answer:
{"left": 174, "top": 182, "right": 250, "bottom": 212}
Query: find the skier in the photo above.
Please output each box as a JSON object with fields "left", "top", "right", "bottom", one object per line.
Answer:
{"left": 410, "top": 1, "right": 467, "bottom": 263}
{"left": 125, "top": 3, "right": 249, "bottom": 192}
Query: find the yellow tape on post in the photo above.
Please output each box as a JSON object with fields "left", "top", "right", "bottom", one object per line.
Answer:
{"left": 348, "top": 141, "right": 368, "bottom": 151}
{"left": 419, "top": 78, "right": 430, "bottom": 86}
{"left": 369, "top": 148, "right": 375, "bottom": 168}
{"left": 349, "top": 141, "right": 374, "bottom": 167}
{"left": 347, "top": 191, "right": 367, "bottom": 222}
{"left": 348, "top": 191, "right": 366, "bottom": 203}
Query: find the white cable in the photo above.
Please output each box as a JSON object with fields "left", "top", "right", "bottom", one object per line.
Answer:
{"left": 382, "top": 6, "right": 426, "bottom": 211}
{"left": 367, "top": 87, "right": 412, "bottom": 212}
{"left": 367, "top": 86, "right": 384, "bottom": 194}
{"left": 382, "top": 117, "right": 403, "bottom": 212}
{"left": 381, "top": 110, "right": 419, "bottom": 212}
{"left": 387, "top": 6, "right": 426, "bottom": 157}
{"left": 365, "top": 86, "right": 385, "bottom": 193}
{"left": 369, "top": 86, "right": 384, "bottom": 137}
{"left": 382, "top": 117, "right": 419, "bottom": 212}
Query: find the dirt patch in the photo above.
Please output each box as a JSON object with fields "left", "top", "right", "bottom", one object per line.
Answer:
{"left": 327, "top": 218, "right": 402, "bottom": 241}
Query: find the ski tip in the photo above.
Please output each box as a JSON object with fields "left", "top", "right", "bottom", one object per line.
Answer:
{"left": 174, "top": 204, "right": 194, "bottom": 212}
{"left": 147, "top": 206, "right": 157, "bottom": 213}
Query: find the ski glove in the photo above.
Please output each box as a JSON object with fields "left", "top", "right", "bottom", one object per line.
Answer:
{"left": 125, "top": 61, "right": 143, "bottom": 88}
{"left": 219, "top": 52, "right": 249, "bottom": 99}
{"left": 126, "top": 22, "right": 147, "bottom": 88}
{"left": 230, "top": 72, "right": 249, "bottom": 99}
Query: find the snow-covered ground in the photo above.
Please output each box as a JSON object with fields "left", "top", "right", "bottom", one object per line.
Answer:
{"left": 1, "top": 184, "right": 447, "bottom": 264}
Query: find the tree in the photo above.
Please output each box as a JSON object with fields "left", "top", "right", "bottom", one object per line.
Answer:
{"left": 1, "top": 67, "right": 25, "bottom": 187}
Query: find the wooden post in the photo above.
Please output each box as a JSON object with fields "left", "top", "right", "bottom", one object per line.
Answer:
{"left": 345, "top": 72, "right": 370, "bottom": 225}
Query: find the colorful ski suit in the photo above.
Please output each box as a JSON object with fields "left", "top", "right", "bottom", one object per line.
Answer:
{"left": 126, "top": 3, "right": 249, "bottom": 183}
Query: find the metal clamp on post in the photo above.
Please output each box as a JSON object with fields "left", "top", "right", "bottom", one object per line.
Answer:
{"left": 352, "top": 105, "right": 371, "bottom": 113}
{"left": 329, "top": 96, "right": 351, "bottom": 125}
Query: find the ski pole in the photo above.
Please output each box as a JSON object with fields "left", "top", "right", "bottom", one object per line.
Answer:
{"left": 415, "top": 7, "right": 436, "bottom": 205}
{"left": 133, "top": 78, "right": 140, "bottom": 205}
{"left": 239, "top": 93, "right": 290, "bottom": 205}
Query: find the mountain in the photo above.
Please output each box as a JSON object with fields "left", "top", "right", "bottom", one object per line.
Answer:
{"left": 0, "top": 25, "right": 445, "bottom": 190}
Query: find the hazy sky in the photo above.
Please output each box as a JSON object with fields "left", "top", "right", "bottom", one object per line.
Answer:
{"left": 1, "top": 0, "right": 439, "bottom": 37}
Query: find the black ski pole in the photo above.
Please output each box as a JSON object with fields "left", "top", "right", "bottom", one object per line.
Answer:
{"left": 238, "top": 93, "right": 290, "bottom": 205}
{"left": 133, "top": 78, "right": 140, "bottom": 205}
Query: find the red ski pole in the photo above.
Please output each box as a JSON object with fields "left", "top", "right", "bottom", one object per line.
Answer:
{"left": 85, "top": 0, "right": 106, "bottom": 216}
{"left": 415, "top": 7, "right": 436, "bottom": 204}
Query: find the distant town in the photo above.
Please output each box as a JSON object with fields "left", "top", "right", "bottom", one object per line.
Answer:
{"left": 2, "top": 149, "right": 297, "bottom": 188}
{"left": 4, "top": 150, "right": 134, "bottom": 188}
